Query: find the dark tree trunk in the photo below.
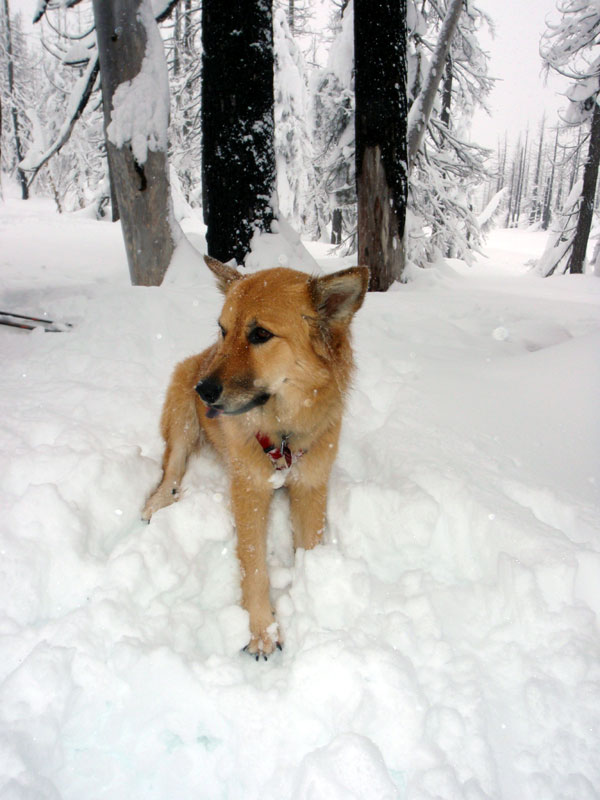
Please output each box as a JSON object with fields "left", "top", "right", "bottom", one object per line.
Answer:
{"left": 92, "top": 0, "right": 177, "bottom": 286}
{"left": 440, "top": 53, "right": 453, "bottom": 129}
{"left": 2, "top": 0, "right": 28, "bottom": 199}
{"left": 354, "top": 0, "right": 408, "bottom": 291}
{"left": 567, "top": 100, "right": 600, "bottom": 274}
{"left": 202, "top": 0, "right": 276, "bottom": 265}
{"left": 331, "top": 208, "right": 342, "bottom": 244}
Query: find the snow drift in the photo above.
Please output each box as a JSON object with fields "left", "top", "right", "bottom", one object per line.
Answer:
{"left": 1, "top": 200, "right": 599, "bottom": 799}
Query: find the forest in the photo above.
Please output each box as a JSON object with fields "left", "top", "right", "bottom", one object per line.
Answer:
{"left": 2, "top": 0, "right": 599, "bottom": 288}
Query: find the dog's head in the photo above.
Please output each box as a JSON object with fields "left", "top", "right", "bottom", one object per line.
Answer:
{"left": 195, "top": 256, "right": 369, "bottom": 417}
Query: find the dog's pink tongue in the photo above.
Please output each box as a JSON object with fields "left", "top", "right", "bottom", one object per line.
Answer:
{"left": 206, "top": 407, "right": 221, "bottom": 419}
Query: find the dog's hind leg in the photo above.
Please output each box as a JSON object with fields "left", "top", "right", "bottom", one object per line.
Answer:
{"left": 142, "top": 357, "right": 203, "bottom": 521}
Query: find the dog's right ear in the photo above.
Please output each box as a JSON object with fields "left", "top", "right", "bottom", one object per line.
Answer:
{"left": 204, "top": 255, "right": 242, "bottom": 293}
{"left": 308, "top": 266, "right": 370, "bottom": 325}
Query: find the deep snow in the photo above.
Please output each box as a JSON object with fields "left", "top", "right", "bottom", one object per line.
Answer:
{"left": 1, "top": 198, "right": 599, "bottom": 799}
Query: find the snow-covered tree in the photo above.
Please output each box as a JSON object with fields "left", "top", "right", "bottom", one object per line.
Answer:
{"left": 312, "top": 2, "right": 356, "bottom": 249}
{"left": 539, "top": 0, "right": 600, "bottom": 275}
{"left": 273, "top": 7, "right": 319, "bottom": 236}
{"left": 406, "top": 0, "right": 492, "bottom": 265}
{"left": 0, "top": 0, "right": 31, "bottom": 198}
{"left": 17, "top": 4, "right": 107, "bottom": 213}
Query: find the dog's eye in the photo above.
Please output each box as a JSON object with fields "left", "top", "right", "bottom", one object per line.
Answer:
{"left": 248, "top": 326, "right": 273, "bottom": 344}
{"left": 218, "top": 322, "right": 227, "bottom": 338}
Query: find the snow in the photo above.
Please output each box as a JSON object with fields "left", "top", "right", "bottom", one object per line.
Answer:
{"left": 106, "top": 0, "right": 170, "bottom": 164}
{"left": 1, "top": 195, "right": 600, "bottom": 799}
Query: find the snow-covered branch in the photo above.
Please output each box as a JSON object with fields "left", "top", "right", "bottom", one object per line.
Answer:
{"left": 19, "top": 54, "right": 100, "bottom": 182}
{"left": 407, "top": 0, "right": 464, "bottom": 170}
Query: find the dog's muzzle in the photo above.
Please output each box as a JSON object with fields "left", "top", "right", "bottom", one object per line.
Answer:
{"left": 195, "top": 378, "right": 270, "bottom": 417}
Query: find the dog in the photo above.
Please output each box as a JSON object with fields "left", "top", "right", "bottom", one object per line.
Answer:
{"left": 142, "top": 255, "right": 369, "bottom": 657}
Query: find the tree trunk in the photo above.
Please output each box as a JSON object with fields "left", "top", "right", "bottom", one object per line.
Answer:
{"left": 505, "top": 150, "right": 516, "bottom": 228}
{"left": 567, "top": 99, "right": 600, "bottom": 274}
{"left": 513, "top": 129, "right": 528, "bottom": 226}
{"left": 354, "top": 0, "right": 408, "bottom": 291}
{"left": 331, "top": 208, "right": 342, "bottom": 245}
{"left": 92, "top": 0, "right": 178, "bottom": 286}
{"left": 529, "top": 116, "right": 544, "bottom": 225}
{"left": 202, "top": 0, "right": 276, "bottom": 265}
{"left": 2, "top": 0, "right": 28, "bottom": 199}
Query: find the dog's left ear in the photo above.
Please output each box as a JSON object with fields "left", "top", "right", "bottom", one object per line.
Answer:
{"left": 308, "top": 266, "right": 370, "bottom": 324}
{"left": 204, "top": 255, "right": 242, "bottom": 293}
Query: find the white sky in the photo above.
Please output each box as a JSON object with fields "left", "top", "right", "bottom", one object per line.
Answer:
{"left": 469, "top": 0, "right": 569, "bottom": 151}
{"left": 9, "top": 0, "right": 570, "bottom": 155}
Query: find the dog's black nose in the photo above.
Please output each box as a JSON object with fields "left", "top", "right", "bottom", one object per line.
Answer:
{"left": 195, "top": 376, "right": 223, "bottom": 405}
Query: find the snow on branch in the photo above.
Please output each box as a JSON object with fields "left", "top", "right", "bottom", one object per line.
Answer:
{"left": 106, "top": 0, "right": 170, "bottom": 165}
{"left": 33, "top": 0, "right": 84, "bottom": 25}
{"left": 407, "top": 0, "right": 464, "bottom": 171}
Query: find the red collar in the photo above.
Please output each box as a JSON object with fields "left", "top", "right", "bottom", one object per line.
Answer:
{"left": 256, "top": 432, "right": 304, "bottom": 470}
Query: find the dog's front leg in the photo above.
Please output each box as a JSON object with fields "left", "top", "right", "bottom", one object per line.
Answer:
{"left": 289, "top": 479, "right": 327, "bottom": 551}
{"left": 230, "top": 473, "right": 279, "bottom": 657}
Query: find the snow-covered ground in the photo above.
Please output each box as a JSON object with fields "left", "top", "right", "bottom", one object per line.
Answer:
{"left": 1, "top": 197, "right": 599, "bottom": 800}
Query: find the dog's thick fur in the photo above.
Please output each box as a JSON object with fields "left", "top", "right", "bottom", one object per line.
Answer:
{"left": 143, "top": 256, "right": 369, "bottom": 656}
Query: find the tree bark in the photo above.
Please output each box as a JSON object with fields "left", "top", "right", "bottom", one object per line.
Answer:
{"left": 567, "top": 99, "right": 600, "bottom": 274}
{"left": 92, "top": 0, "right": 178, "bottom": 286}
{"left": 354, "top": 0, "right": 408, "bottom": 290}
{"left": 202, "top": 0, "right": 276, "bottom": 265}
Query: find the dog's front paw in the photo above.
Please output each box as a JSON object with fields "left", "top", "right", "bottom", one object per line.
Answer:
{"left": 244, "top": 620, "right": 282, "bottom": 661}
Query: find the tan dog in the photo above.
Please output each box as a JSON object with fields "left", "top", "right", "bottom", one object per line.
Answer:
{"left": 143, "top": 256, "right": 369, "bottom": 657}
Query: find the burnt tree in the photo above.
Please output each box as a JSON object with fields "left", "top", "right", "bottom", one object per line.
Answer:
{"left": 354, "top": 0, "right": 408, "bottom": 290}
{"left": 202, "top": 0, "right": 276, "bottom": 265}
